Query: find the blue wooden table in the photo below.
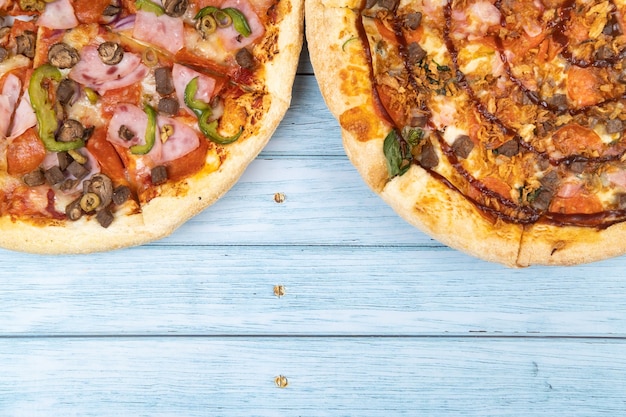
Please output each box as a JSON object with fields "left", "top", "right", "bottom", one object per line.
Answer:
{"left": 1, "top": 42, "right": 625, "bottom": 416}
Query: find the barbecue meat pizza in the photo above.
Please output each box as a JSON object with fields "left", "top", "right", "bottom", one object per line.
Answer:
{"left": 0, "top": 0, "right": 303, "bottom": 253}
{"left": 307, "top": 0, "right": 626, "bottom": 266}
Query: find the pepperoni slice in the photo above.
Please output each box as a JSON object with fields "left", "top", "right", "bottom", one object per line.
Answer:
{"left": 86, "top": 126, "right": 128, "bottom": 186}
{"left": 552, "top": 124, "right": 605, "bottom": 157}
{"left": 549, "top": 190, "right": 603, "bottom": 214}
{"left": 566, "top": 66, "right": 604, "bottom": 108}
{"left": 6, "top": 128, "right": 46, "bottom": 176}
{"left": 71, "top": 0, "right": 112, "bottom": 24}
{"left": 468, "top": 176, "right": 513, "bottom": 202}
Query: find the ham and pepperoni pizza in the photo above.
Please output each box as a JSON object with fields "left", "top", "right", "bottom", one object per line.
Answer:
{"left": 307, "top": 0, "right": 626, "bottom": 266}
{"left": 0, "top": 0, "right": 303, "bottom": 253}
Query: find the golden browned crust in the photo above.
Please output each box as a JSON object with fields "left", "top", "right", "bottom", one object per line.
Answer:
{"left": 518, "top": 222, "right": 626, "bottom": 266}
{"left": 306, "top": 1, "right": 390, "bottom": 191}
{"left": 306, "top": 0, "right": 626, "bottom": 267}
{"left": 0, "top": 0, "right": 304, "bottom": 255}
{"left": 381, "top": 165, "right": 524, "bottom": 267}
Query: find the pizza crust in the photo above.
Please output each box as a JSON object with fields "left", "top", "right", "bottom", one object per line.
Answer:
{"left": 306, "top": 0, "right": 625, "bottom": 267}
{"left": 518, "top": 222, "right": 626, "bottom": 267}
{"left": 139, "top": 0, "right": 304, "bottom": 246}
{"left": 306, "top": 2, "right": 390, "bottom": 191}
{"left": 0, "top": 0, "right": 304, "bottom": 255}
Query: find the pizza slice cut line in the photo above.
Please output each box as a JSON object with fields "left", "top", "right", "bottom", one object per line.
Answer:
{"left": 0, "top": 0, "right": 303, "bottom": 253}
{"left": 307, "top": 0, "right": 626, "bottom": 266}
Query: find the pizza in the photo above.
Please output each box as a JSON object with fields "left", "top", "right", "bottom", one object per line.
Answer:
{"left": 0, "top": 0, "right": 303, "bottom": 253}
{"left": 306, "top": 0, "right": 626, "bottom": 266}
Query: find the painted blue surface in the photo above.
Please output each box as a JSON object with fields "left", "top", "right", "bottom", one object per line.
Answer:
{"left": 0, "top": 47, "right": 625, "bottom": 416}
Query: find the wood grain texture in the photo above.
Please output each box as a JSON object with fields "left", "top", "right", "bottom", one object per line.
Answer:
{"left": 1, "top": 36, "right": 626, "bottom": 417}
{"left": 1, "top": 338, "right": 625, "bottom": 416}
{"left": 1, "top": 247, "right": 626, "bottom": 336}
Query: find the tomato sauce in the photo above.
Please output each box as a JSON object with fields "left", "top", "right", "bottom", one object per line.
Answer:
{"left": 71, "top": 0, "right": 112, "bottom": 24}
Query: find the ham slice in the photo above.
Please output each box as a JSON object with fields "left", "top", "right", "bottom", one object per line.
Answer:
{"left": 0, "top": 74, "right": 37, "bottom": 139}
{"left": 9, "top": 91, "right": 37, "bottom": 139}
{"left": 133, "top": 11, "right": 184, "bottom": 55}
{"left": 0, "top": 74, "right": 21, "bottom": 138}
{"left": 557, "top": 181, "right": 583, "bottom": 198}
{"left": 607, "top": 170, "right": 626, "bottom": 188}
{"left": 106, "top": 104, "right": 200, "bottom": 164}
{"left": 172, "top": 63, "right": 217, "bottom": 115}
{"left": 214, "top": 0, "right": 265, "bottom": 51}
{"left": 156, "top": 117, "right": 200, "bottom": 164}
{"left": 69, "top": 46, "right": 148, "bottom": 94}
{"left": 106, "top": 104, "right": 148, "bottom": 149}
{"left": 37, "top": 0, "right": 79, "bottom": 30}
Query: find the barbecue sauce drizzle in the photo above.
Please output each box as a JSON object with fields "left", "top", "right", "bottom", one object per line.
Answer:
{"left": 358, "top": 0, "right": 626, "bottom": 228}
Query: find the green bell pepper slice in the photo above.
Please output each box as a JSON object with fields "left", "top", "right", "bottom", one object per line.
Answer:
{"left": 195, "top": 5, "right": 251, "bottom": 37}
{"left": 198, "top": 110, "right": 242, "bottom": 145}
{"left": 183, "top": 77, "right": 210, "bottom": 117}
{"left": 28, "top": 64, "right": 84, "bottom": 152}
{"left": 222, "top": 8, "right": 251, "bottom": 37}
{"left": 135, "top": 0, "right": 165, "bottom": 16}
{"left": 195, "top": 6, "right": 219, "bottom": 19}
{"left": 130, "top": 104, "right": 157, "bottom": 155}
{"left": 183, "top": 78, "right": 242, "bottom": 145}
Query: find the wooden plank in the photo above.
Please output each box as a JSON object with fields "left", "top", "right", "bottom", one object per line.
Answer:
{"left": 158, "top": 157, "right": 433, "bottom": 246}
{"left": 1, "top": 337, "right": 624, "bottom": 416}
{"left": 262, "top": 40, "right": 342, "bottom": 156}
{"left": 260, "top": 74, "right": 344, "bottom": 157}
{"left": 1, "top": 246, "right": 625, "bottom": 336}
{"left": 297, "top": 39, "right": 313, "bottom": 75}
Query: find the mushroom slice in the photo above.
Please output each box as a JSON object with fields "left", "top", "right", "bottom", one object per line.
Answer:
{"left": 16, "top": 31, "right": 36, "bottom": 58}
{"left": 163, "top": 0, "right": 188, "bottom": 17}
{"left": 48, "top": 43, "right": 80, "bottom": 69}
{"left": 57, "top": 79, "right": 79, "bottom": 105}
{"left": 98, "top": 42, "right": 124, "bottom": 65}
{"left": 66, "top": 197, "right": 83, "bottom": 221}
{"left": 57, "top": 120, "right": 85, "bottom": 143}
{"left": 86, "top": 174, "right": 114, "bottom": 208}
